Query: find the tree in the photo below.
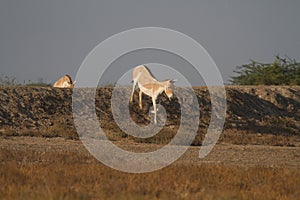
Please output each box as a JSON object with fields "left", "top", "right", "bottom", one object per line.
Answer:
{"left": 230, "top": 56, "right": 300, "bottom": 85}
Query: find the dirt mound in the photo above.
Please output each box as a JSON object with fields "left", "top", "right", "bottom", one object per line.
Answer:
{"left": 0, "top": 86, "right": 299, "bottom": 139}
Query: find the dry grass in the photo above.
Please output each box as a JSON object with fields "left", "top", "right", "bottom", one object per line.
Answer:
{"left": 0, "top": 161, "right": 299, "bottom": 200}
{"left": 0, "top": 138, "right": 299, "bottom": 200}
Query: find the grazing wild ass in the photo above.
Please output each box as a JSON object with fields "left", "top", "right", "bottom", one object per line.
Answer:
{"left": 53, "top": 74, "right": 76, "bottom": 88}
{"left": 130, "top": 65, "right": 176, "bottom": 124}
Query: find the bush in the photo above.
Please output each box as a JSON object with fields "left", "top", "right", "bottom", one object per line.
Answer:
{"left": 0, "top": 75, "right": 51, "bottom": 87}
{"left": 230, "top": 56, "right": 300, "bottom": 85}
{"left": 0, "top": 75, "right": 18, "bottom": 86}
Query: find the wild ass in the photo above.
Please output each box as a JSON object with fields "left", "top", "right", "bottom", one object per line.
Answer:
{"left": 130, "top": 65, "right": 176, "bottom": 124}
{"left": 53, "top": 74, "right": 76, "bottom": 88}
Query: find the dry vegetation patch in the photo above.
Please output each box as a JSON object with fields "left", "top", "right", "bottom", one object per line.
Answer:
{"left": 1, "top": 160, "right": 299, "bottom": 200}
{"left": 0, "top": 137, "right": 299, "bottom": 200}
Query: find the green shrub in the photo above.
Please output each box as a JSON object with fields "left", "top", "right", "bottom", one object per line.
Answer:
{"left": 230, "top": 55, "right": 300, "bottom": 85}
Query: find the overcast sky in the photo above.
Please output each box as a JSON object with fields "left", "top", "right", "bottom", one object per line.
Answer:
{"left": 0, "top": 0, "right": 299, "bottom": 85}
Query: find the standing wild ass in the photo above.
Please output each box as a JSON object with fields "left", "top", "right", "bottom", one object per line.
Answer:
{"left": 53, "top": 75, "right": 76, "bottom": 88}
{"left": 130, "top": 65, "right": 176, "bottom": 124}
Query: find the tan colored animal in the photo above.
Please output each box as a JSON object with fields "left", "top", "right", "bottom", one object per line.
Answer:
{"left": 130, "top": 65, "right": 176, "bottom": 124}
{"left": 53, "top": 74, "right": 76, "bottom": 88}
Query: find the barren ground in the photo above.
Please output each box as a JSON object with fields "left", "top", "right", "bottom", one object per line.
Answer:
{"left": 1, "top": 136, "right": 299, "bottom": 168}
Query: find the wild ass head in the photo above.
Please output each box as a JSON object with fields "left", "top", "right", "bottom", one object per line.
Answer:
{"left": 163, "top": 79, "right": 177, "bottom": 100}
{"left": 53, "top": 74, "right": 76, "bottom": 88}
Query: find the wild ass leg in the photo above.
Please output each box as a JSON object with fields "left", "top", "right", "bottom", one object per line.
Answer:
{"left": 152, "top": 97, "right": 157, "bottom": 125}
{"left": 130, "top": 80, "right": 136, "bottom": 103}
{"left": 139, "top": 90, "right": 143, "bottom": 109}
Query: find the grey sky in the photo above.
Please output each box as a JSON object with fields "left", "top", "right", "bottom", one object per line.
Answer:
{"left": 0, "top": 0, "right": 299, "bottom": 85}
